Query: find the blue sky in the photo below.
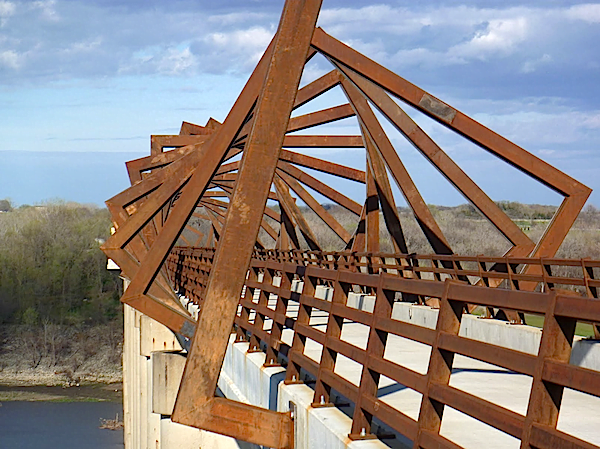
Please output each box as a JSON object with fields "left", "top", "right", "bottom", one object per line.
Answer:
{"left": 0, "top": 0, "right": 599, "bottom": 207}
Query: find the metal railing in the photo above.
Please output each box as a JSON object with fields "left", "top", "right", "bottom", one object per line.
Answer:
{"left": 166, "top": 247, "right": 600, "bottom": 449}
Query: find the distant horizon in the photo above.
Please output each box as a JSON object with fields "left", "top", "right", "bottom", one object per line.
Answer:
{"left": 2, "top": 149, "right": 597, "bottom": 209}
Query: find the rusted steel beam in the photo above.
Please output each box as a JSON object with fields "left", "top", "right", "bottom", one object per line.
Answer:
{"left": 282, "top": 134, "right": 363, "bottom": 148}
{"left": 201, "top": 197, "right": 279, "bottom": 242}
{"left": 521, "top": 291, "right": 577, "bottom": 449}
{"left": 276, "top": 160, "right": 362, "bottom": 214}
{"left": 172, "top": 1, "right": 323, "bottom": 446}
{"left": 118, "top": 33, "right": 277, "bottom": 306}
{"left": 151, "top": 135, "right": 209, "bottom": 154}
{"left": 361, "top": 123, "right": 408, "bottom": 253}
{"left": 365, "top": 162, "right": 379, "bottom": 252}
{"left": 338, "top": 65, "right": 535, "bottom": 254}
{"left": 312, "top": 27, "right": 589, "bottom": 197}
{"left": 180, "top": 121, "right": 215, "bottom": 136}
{"left": 342, "top": 79, "right": 453, "bottom": 255}
{"left": 280, "top": 150, "right": 365, "bottom": 183}
{"left": 287, "top": 103, "right": 355, "bottom": 132}
{"left": 104, "top": 32, "right": 278, "bottom": 349}
{"left": 126, "top": 147, "right": 191, "bottom": 183}
{"left": 350, "top": 202, "right": 367, "bottom": 252}
{"left": 274, "top": 176, "right": 321, "bottom": 250}
{"left": 293, "top": 69, "right": 342, "bottom": 109}
{"left": 277, "top": 169, "right": 351, "bottom": 244}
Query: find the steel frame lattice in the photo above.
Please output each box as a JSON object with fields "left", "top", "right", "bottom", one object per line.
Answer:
{"left": 102, "top": 1, "right": 599, "bottom": 448}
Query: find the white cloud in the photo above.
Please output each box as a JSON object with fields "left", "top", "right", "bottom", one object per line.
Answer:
{"left": 157, "top": 47, "right": 197, "bottom": 75}
{"left": 566, "top": 4, "right": 600, "bottom": 24}
{"left": 0, "top": 0, "right": 15, "bottom": 25}
{"left": 521, "top": 53, "right": 552, "bottom": 73}
{"left": 200, "top": 26, "right": 274, "bottom": 70}
{"left": 450, "top": 17, "right": 529, "bottom": 60}
{"left": 0, "top": 49, "right": 21, "bottom": 68}
{"left": 31, "top": 0, "right": 59, "bottom": 21}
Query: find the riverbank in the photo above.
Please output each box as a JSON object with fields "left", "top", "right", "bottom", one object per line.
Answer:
{"left": 0, "top": 382, "right": 122, "bottom": 402}
{"left": 0, "top": 323, "right": 123, "bottom": 393}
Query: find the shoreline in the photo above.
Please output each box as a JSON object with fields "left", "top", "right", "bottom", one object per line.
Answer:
{"left": 0, "top": 382, "right": 123, "bottom": 403}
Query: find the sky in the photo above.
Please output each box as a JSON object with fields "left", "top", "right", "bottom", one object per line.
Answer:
{"left": 0, "top": 0, "right": 599, "bottom": 208}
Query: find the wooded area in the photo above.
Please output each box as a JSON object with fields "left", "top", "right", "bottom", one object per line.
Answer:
{"left": 0, "top": 198, "right": 598, "bottom": 384}
{"left": 0, "top": 201, "right": 121, "bottom": 325}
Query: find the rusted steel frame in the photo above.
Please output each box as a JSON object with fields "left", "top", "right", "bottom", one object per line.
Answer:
{"left": 365, "top": 161, "right": 380, "bottom": 253}
{"left": 341, "top": 78, "right": 453, "bottom": 255}
{"left": 418, "top": 431, "right": 463, "bottom": 449}
{"left": 205, "top": 117, "right": 222, "bottom": 130}
{"left": 247, "top": 265, "right": 271, "bottom": 354}
{"left": 172, "top": 2, "right": 322, "bottom": 446}
{"left": 312, "top": 269, "right": 350, "bottom": 407}
{"left": 209, "top": 175, "right": 280, "bottom": 202}
{"left": 437, "top": 333, "right": 537, "bottom": 376}
{"left": 125, "top": 145, "right": 195, "bottom": 183}
{"left": 215, "top": 160, "right": 240, "bottom": 175}
{"left": 277, "top": 169, "right": 351, "bottom": 243}
{"left": 110, "top": 150, "right": 194, "bottom": 217}
{"left": 180, "top": 121, "right": 216, "bottom": 136}
{"left": 282, "top": 134, "right": 363, "bottom": 148}
{"left": 521, "top": 290, "right": 577, "bottom": 449}
{"left": 277, "top": 160, "right": 362, "bottom": 215}
{"left": 414, "top": 280, "right": 464, "bottom": 447}
{"left": 118, "top": 27, "right": 277, "bottom": 314}
{"left": 337, "top": 65, "right": 534, "bottom": 253}
{"left": 200, "top": 194, "right": 282, "bottom": 233}
{"left": 201, "top": 197, "right": 278, "bottom": 242}
{"left": 105, "top": 202, "right": 178, "bottom": 302}
{"left": 102, "top": 245, "right": 183, "bottom": 308}
{"left": 179, "top": 233, "right": 192, "bottom": 246}
{"left": 522, "top": 193, "right": 590, "bottom": 274}
{"left": 581, "top": 259, "right": 600, "bottom": 338}
{"left": 106, "top": 184, "right": 184, "bottom": 311}
{"left": 350, "top": 275, "right": 389, "bottom": 438}
{"left": 282, "top": 207, "right": 298, "bottom": 249}
{"left": 274, "top": 176, "right": 321, "bottom": 250}
{"left": 542, "top": 360, "right": 600, "bottom": 398}
{"left": 349, "top": 202, "right": 367, "bottom": 251}
{"left": 206, "top": 225, "right": 215, "bottom": 247}
{"left": 430, "top": 383, "right": 525, "bottom": 439}
{"left": 211, "top": 172, "right": 237, "bottom": 183}
{"left": 362, "top": 123, "right": 409, "bottom": 254}
{"left": 265, "top": 268, "right": 293, "bottom": 366}
{"left": 287, "top": 103, "right": 355, "bottom": 132}
{"left": 104, "top": 165, "right": 195, "bottom": 252}
{"left": 280, "top": 150, "right": 365, "bottom": 183}
{"left": 151, "top": 135, "right": 209, "bottom": 154}
{"left": 293, "top": 69, "right": 342, "bottom": 109}
{"left": 312, "top": 27, "right": 588, "bottom": 198}
{"left": 529, "top": 425, "right": 599, "bottom": 449}
{"left": 110, "top": 30, "right": 270, "bottom": 344}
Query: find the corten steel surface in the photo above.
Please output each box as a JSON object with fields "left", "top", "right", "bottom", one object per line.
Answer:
{"left": 101, "top": 0, "right": 599, "bottom": 447}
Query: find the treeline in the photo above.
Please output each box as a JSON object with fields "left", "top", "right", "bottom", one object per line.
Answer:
{"left": 0, "top": 201, "right": 122, "bottom": 325}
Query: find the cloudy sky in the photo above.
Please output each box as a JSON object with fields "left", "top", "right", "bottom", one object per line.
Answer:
{"left": 1, "top": 0, "right": 599, "bottom": 207}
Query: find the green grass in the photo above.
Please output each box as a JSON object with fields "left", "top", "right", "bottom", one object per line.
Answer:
{"left": 524, "top": 314, "right": 596, "bottom": 338}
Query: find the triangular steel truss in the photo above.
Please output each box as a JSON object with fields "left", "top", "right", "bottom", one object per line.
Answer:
{"left": 102, "top": 1, "right": 591, "bottom": 447}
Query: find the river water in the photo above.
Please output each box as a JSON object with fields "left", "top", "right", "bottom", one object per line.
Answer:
{"left": 0, "top": 401, "right": 124, "bottom": 449}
